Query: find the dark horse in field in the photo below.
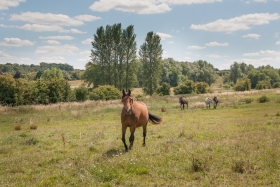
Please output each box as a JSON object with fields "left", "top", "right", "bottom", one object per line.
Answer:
{"left": 121, "top": 90, "right": 162, "bottom": 151}
{"left": 179, "top": 96, "right": 188, "bottom": 110}
{"left": 213, "top": 96, "right": 218, "bottom": 108}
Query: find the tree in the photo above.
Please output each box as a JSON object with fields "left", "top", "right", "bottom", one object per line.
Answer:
{"left": 229, "top": 62, "right": 243, "bottom": 84}
{"left": 122, "top": 25, "right": 137, "bottom": 90}
{"left": 139, "top": 31, "right": 163, "bottom": 96}
{"left": 13, "top": 70, "right": 22, "bottom": 79}
{"left": 41, "top": 67, "right": 63, "bottom": 80}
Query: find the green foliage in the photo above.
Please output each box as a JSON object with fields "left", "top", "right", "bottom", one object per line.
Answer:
{"left": 258, "top": 95, "right": 270, "bottom": 103}
{"left": 256, "top": 80, "right": 271, "bottom": 90}
{"left": 75, "top": 85, "right": 89, "bottom": 102}
{"left": 156, "top": 82, "right": 171, "bottom": 96}
{"left": 272, "top": 82, "right": 280, "bottom": 88}
{"left": 234, "top": 78, "right": 251, "bottom": 91}
{"left": 89, "top": 85, "right": 121, "bottom": 100}
{"left": 188, "top": 60, "right": 218, "bottom": 86}
{"left": 174, "top": 80, "right": 196, "bottom": 95}
{"left": 139, "top": 31, "right": 163, "bottom": 96}
{"left": 87, "top": 23, "right": 137, "bottom": 90}
{"left": 195, "top": 82, "right": 208, "bottom": 94}
{"left": 41, "top": 67, "right": 64, "bottom": 80}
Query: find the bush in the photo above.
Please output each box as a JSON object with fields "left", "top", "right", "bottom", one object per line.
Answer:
{"left": 234, "top": 78, "right": 251, "bottom": 91}
{"left": 272, "top": 82, "right": 280, "bottom": 88}
{"left": 174, "top": 80, "right": 196, "bottom": 95}
{"left": 256, "top": 80, "right": 271, "bottom": 90}
{"left": 89, "top": 85, "right": 121, "bottom": 100}
{"left": 75, "top": 85, "right": 88, "bottom": 101}
{"left": 196, "top": 82, "right": 208, "bottom": 94}
{"left": 258, "top": 95, "right": 270, "bottom": 103}
{"left": 156, "top": 82, "right": 171, "bottom": 96}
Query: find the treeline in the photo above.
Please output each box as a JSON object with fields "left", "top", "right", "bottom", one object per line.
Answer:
{"left": 83, "top": 23, "right": 219, "bottom": 96}
{"left": 224, "top": 62, "right": 280, "bottom": 91}
{"left": 0, "top": 62, "right": 83, "bottom": 81}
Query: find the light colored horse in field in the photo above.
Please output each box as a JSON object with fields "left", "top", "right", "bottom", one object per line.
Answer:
{"left": 205, "top": 97, "right": 217, "bottom": 109}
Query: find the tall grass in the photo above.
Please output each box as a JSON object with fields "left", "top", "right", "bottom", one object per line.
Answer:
{"left": 0, "top": 89, "right": 280, "bottom": 186}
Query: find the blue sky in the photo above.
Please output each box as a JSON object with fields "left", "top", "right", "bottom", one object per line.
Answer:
{"left": 0, "top": 0, "right": 280, "bottom": 70}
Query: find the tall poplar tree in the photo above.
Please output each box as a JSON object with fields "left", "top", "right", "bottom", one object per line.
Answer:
{"left": 139, "top": 31, "right": 163, "bottom": 96}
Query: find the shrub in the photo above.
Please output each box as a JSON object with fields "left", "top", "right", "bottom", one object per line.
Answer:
{"left": 256, "top": 80, "right": 271, "bottom": 90}
{"left": 156, "top": 82, "right": 171, "bottom": 96}
{"left": 174, "top": 80, "right": 196, "bottom": 95}
{"left": 196, "top": 82, "right": 208, "bottom": 94}
{"left": 258, "top": 95, "right": 270, "bottom": 103}
{"left": 272, "top": 82, "right": 280, "bottom": 88}
{"left": 234, "top": 78, "right": 251, "bottom": 91}
{"left": 89, "top": 85, "right": 121, "bottom": 100}
{"left": 75, "top": 85, "right": 88, "bottom": 101}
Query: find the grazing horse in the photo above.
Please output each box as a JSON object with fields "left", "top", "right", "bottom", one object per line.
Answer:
{"left": 179, "top": 96, "right": 188, "bottom": 110}
{"left": 205, "top": 97, "right": 217, "bottom": 109}
{"left": 121, "top": 90, "right": 162, "bottom": 151}
{"left": 213, "top": 96, "right": 218, "bottom": 108}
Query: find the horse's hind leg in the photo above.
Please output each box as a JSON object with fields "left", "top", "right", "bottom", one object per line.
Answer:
{"left": 142, "top": 124, "right": 147, "bottom": 147}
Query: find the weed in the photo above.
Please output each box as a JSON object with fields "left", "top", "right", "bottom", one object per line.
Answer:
{"left": 258, "top": 95, "right": 270, "bottom": 103}
{"left": 30, "top": 124, "right": 38, "bottom": 130}
{"left": 23, "top": 136, "right": 38, "bottom": 145}
{"left": 14, "top": 124, "right": 21, "bottom": 130}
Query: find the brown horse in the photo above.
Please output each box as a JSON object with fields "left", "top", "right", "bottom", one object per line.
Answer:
{"left": 213, "top": 96, "right": 218, "bottom": 109}
{"left": 179, "top": 96, "right": 188, "bottom": 110}
{"left": 121, "top": 90, "right": 162, "bottom": 151}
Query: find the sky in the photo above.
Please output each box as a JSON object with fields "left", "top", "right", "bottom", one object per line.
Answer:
{"left": 0, "top": 0, "right": 280, "bottom": 70}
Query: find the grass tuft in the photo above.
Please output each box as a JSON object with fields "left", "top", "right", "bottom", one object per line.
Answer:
{"left": 30, "top": 124, "right": 38, "bottom": 130}
{"left": 14, "top": 124, "right": 21, "bottom": 130}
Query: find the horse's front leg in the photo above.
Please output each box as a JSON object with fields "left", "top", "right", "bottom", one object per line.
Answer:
{"left": 122, "top": 126, "right": 128, "bottom": 152}
{"left": 129, "top": 126, "right": 136, "bottom": 150}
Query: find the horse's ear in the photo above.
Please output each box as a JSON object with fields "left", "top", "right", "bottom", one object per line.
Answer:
{"left": 128, "top": 89, "right": 131, "bottom": 96}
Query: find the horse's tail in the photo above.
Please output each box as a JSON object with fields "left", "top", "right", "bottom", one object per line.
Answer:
{"left": 148, "top": 112, "right": 162, "bottom": 124}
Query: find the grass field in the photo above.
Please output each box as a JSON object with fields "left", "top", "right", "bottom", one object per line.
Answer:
{"left": 1, "top": 88, "right": 280, "bottom": 186}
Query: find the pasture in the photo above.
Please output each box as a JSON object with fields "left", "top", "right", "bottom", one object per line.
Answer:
{"left": 0, "top": 89, "right": 280, "bottom": 186}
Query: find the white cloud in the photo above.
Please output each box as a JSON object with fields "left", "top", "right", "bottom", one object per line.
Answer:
{"left": 89, "top": 0, "right": 221, "bottom": 14}
{"left": 254, "top": 0, "right": 267, "bottom": 2}
{"left": 17, "top": 24, "right": 85, "bottom": 33}
{"left": 10, "top": 12, "right": 84, "bottom": 26}
{"left": 276, "top": 41, "right": 280, "bottom": 45}
{"left": 46, "top": 40, "right": 60, "bottom": 45}
{"left": 242, "top": 33, "right": 260, "bottom": 39}
{"left": 0, "top": 38, "right": 35, "bottom": 47}
{"left": 167, "top": 41, "right": 174, "bottom": 44}
{"left": 38, "top": 56, "right": 66, "bottom": 63}
{"left": 187, "top": 45, "right": 205, "bottom": 49}
{"left": 207, "top": 54, "right": 228, "bottom": 58}
{"left": 35, "top": 45, "right": 79, "bottom": 55}
{"left": 74, "top": 15, "right": 102, "bottom": 22}
{"left": 205, "top": 42, "right": 228, "bottom": 47}
{"left": 156, "top": 32, "right": 172, "bottom": 40}
{"left": 90, "top": 0, "right": 171, "bottom": 14}
{"left": 243, "top": 50, "right": 280, "bottom": 57}
{"left": 190, "top": 13, "right": 280, "bottom": 33}
{"left": 0, "top": 0, "right": 25, "bottom": 10}
{"left": 0, "top": 50, "right": 11, "bottom": 57}
{"left": 69, "top": 29, "right": 86, "bottom": 34}
{"left": 80, "top": 51, "right": 91, "bottom": 56}
{"left": 39, "top": 36, "right": 74, "bottom": 40}
{"left": 82, "top": 38, "right": 93, "bottom": 44}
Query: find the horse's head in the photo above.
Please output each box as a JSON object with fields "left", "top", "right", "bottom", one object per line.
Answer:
{"left": 122, "top": 89, "right": 133, "bottom": 115}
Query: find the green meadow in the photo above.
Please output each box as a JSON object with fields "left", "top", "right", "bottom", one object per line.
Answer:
{"left": 1, "top": 88, "right": 280, "bottom": 187}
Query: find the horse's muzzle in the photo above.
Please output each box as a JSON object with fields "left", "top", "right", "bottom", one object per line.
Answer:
{"left": 125, "top": 108, "right": 132, "bottom": 114}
